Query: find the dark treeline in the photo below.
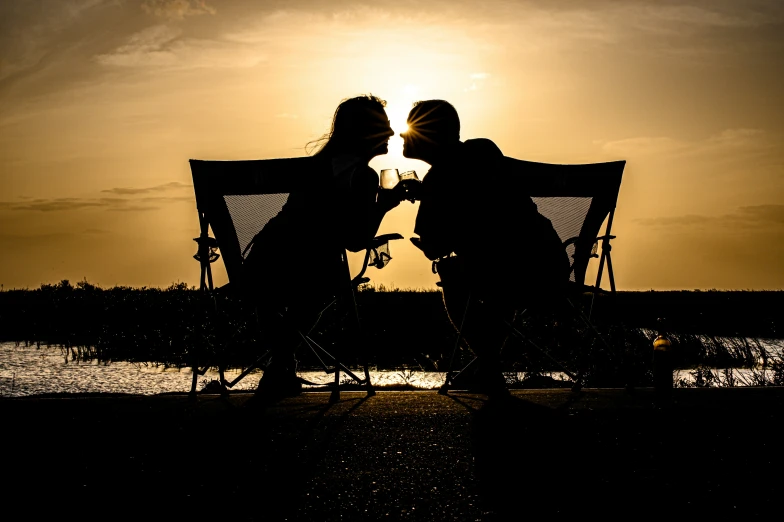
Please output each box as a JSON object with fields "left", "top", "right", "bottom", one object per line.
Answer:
{"left": 1, "top": 280, "right": 782, "bottom": 387}
{"left": 603, "top": 289, "right": 783, "bottom": 339}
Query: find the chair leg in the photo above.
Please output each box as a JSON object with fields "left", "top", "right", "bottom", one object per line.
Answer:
{"left": 570, "top": 370, "right": 584, "bottom": 393}
{"left": 504, "top": 308, "right": 585, "bottom": 389}
{"left": 190, "top": 369, "right": 199, "bottom": 396}
{"left": 343, "top": 277, "right": 376, "bottom": 398}
{"left": 218, "top": 367, "right": 231, "bottom": 396}
{"left": 189, "top": 365, "right": 209, "bottom": 396}
{"left": 504, "top": 318, "right": 579, "bottom": 379}
{"left": 439, "top": 357, "right": 478, "bottom": 394}
{"left": 439, "top": 291, "right": 473, "bottom": 394}
{"left": 220, "top": 349, "right": 272, "bottom": 389}
{"left": 330, "top": 366, "right": 340, "bottom": 403}
{"left": 566, "top": 298, "right": 613, "bottom": 352}
{"left": 242, "top": 291, "right": 375, "bottom": 399}
{"left": 364, "top": 365, "right": 376, "bottom": 397}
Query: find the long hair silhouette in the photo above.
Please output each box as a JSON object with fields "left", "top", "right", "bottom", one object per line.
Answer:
{"left": 307, "top": 94, "right": 390, "bottom": 158}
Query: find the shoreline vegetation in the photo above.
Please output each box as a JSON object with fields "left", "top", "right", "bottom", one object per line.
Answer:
{"left": 1, "top": 279, "right": 783, "bottom": 389}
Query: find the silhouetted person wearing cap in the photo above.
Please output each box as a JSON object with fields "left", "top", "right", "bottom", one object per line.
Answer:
{"left": 402, "top": 99, "right": 569, "bottom": 397}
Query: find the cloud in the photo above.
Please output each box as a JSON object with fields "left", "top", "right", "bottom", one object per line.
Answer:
{"left": 734, "top": 204, "right": 784, "bottom": 225}
{"left": 107, "top": 205, "right": 160, "bottom": 212}
{"left": 94, "top": 24, "right": 265, "bottom": 69}
{"left": 0, "top": 231, "right": 74, "bottom": 242}
{"left": 138, "top": 196, "right": 193, "bottom": 203}
{"left": 707, "top": 128, "right": 766, "bottom": 146}
{"left": 465, "top": 72, "right": 490, "bottom": 92}
{"left": 9, "top": 198, "right": 108, "bottom": 212}
{"left": 600, "top": 136, "right": 689, "bottom": 157}
{"left": 0, "top": 0, "right": 110, "bottom": 82}
{"left": 635, "top": 204, "right": 784, "bottom": 229}
{"left": 0, "top": 187, "right": 193, "bottom": 212}
{"left": 600, "top": 128, "right": 772, "bottom": 160}
{"left": 631, "top": 3, "right": 780, "bottom": 30}
{"left": 634, "top": 214, "right": 713, "bottom": 228}
{"left": 94, "top": 24, "right": 181, "bottom": 67}
{"left": 101, "top": 181, "right": 191, "bottom": 195}
{"left": 141, "top": 0, "right": 216, "bottom": 20}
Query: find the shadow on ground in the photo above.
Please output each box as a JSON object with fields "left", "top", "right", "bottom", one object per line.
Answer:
{"left": 3, "top": 388, "right": 783, "bottom": 520}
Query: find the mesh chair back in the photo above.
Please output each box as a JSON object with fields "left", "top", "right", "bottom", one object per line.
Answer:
{"left": 502, "top": 157, "right": 625, "bottom": 287}
{"left": 189, "top": 157, "right": 381, "bottom": 397}
{"left": 190, "top": 158, "right": 321, "bottom": 285}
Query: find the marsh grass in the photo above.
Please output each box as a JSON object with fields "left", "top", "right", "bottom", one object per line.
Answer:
{"left": 674, "top": 337, "right": 784, "bottom": 388}
{"left": 1, "top": 281, "right": 782, "bottom": 388}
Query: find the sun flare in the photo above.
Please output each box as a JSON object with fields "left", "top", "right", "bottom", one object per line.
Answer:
{"left": 394, "top": 121, "right": 410, "bottom": 135}
{"left": 386, "top": 104, "right": 412, "bottom": 137}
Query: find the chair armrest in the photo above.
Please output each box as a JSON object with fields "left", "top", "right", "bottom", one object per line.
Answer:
{"left": 351, "top": 233, "right": 403, "bottom": 286}
{"left": 370, "top": 233, "right": 404, "bottom": 248}
{"left": 563, "top": 236, "right": 599, "bottom": 258}
{"left": 566, "top": 281, "right": 612, "bottom": 296}
{"left": 193, "top": 236, "right": 219, "bottom": 248}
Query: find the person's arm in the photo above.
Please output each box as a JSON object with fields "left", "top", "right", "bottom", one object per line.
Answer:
{"left": 414, "top": 140, "right": 505, "bottom": 260}
{"left": 412, "top": 168, "right": 460, "bottom": 260}
{"left": 410, "top": 235, "right": 453, "bottom": 261}
{"left": 343, "top": 166, "right": 404, "bottom": 252}
{"left": 412, "top": 218, "right": 456, "bottom": 260}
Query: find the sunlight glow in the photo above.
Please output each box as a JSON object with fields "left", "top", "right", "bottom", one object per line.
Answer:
{"left": 3, "top": 3, "right": 781, "bottom": 291}
{"left": 394, "top": 121, "right": 410, "bottom": 135}
{"left": 385, "top": 101, "right": 414, "bottom": 137}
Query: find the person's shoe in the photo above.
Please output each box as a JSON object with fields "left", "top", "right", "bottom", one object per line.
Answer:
{"left": 470, "top": 369, "right": 510, "bottom": 399}
{"left": 471, "top": 381, "right": 510, "bottom": 399}
{"left": 253, "top": 365, "right": 303, "bottom": 404}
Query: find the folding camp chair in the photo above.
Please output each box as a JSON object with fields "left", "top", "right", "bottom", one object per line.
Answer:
{"left": 438, "top": 158, "right": 626, "bottom": 394}
{"left": 189, "top": 157, "right": 402, "bottom": 401}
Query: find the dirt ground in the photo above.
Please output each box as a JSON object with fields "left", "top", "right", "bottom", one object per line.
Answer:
{"left": 3, "top": 387, "right": 783, "bottom": 520}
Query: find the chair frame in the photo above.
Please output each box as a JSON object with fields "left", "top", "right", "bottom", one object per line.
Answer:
{"left": 438, "top": 158, "right": 626, "bottom": 394}
{"left": 189, "top": 158, "right": 401, "bottom": 401}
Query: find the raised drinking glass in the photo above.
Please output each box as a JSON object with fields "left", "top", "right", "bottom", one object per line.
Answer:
{"left": 399, "top": 171, "right": 420, "bottom": 202}
{"left": 380, "top": 169, "right": 400, "bottom": 190}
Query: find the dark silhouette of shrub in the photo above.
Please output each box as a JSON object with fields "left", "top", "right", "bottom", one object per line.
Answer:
{"left": 1, "top": 283, "right": 781, "bottom": 387}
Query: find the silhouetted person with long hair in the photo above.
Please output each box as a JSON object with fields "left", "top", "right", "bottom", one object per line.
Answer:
{"left": 243, "top": 94, "right": 405, "bottom": 401}
{"left": 403, "top": 99, "right": 569, "bottom": 397}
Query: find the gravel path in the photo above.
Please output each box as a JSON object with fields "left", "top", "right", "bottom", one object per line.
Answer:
{"left": 4, "top": 387, "right": 783, "bottom": 520}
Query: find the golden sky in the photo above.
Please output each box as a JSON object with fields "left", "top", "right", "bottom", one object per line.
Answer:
{"left": 1, "top": 0, "right": 782, "bottom": 290}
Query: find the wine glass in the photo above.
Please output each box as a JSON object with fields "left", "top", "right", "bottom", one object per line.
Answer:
{"left": 399, "top": 170, "right": 419, "bottom": 182}
{"left": 380, "top": 169, "right": 400, "bottom": 189}
{"left": 399, "top": 171, "right": 420, "bottom": 202}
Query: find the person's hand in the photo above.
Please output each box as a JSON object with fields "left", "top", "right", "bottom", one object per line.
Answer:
{"left": 410, "top": 236, "right": 451, "bottom": 260}
{"left": 377, "top": 186, "right": 403, "bottom": 212}
{"left": 401, "top": 179, "right": 422, "bottom": 202}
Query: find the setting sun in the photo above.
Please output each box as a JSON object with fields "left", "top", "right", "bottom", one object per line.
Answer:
{"left": 0, "top": 1, "right": 782, "bottom": 291}
{"left": 393, "top": 120, "right": 410, "bottom": 137}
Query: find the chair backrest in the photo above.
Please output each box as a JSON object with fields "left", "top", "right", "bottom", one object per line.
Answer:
{"left": 191, "top": 156, "right": 625, "bottom": 291}
{"left": 190, "top": 157, "right": 323, "bottom": 286}
{"left": 502, "top": 157, "right": 626, "bottom": 289}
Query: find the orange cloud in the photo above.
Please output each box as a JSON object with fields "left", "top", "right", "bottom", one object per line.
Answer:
{"left": 101, "top": 181, "right": 191, "bottom": 195}
{"left": 635, "top": 205, "right": 784, "bottom": 229}
{"left": 141, "top": 0, "right": 216, "bottom": 20}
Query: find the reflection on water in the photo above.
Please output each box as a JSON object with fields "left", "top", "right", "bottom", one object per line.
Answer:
{"left": 0, "top": 342, "right": 247, "bottom": 397}
{"left": 0, "top": 342, "right": 457, "bottom": 397}
{"left": 2, "top": 340, "right": 782, "bottom": 397}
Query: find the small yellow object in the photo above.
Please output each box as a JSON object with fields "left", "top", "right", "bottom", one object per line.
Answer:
{"left": 653, "top": 335, "right": 672, "bottom": 352}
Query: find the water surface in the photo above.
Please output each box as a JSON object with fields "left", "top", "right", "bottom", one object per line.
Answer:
{"left": 0, "top": 342, "right": 451, "bottom": 397}
{"left": 2, "top": 340, "right": 782, "bottom": 397}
